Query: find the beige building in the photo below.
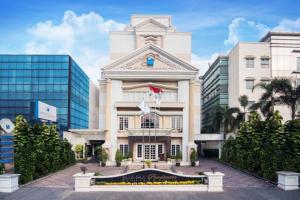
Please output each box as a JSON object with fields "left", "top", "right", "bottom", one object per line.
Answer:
{"left": 65, "top": 15, "right": 201, "bottom": 165}
{"left": 228, "top": 32, "right": 300, "bottom": 120}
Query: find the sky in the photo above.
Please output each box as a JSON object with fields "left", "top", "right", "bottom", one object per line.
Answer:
{"left": 0, "top": 0, "right": 300, "bottom": 83}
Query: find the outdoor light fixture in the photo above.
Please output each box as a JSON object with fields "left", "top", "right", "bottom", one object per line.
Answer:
{"left": 80, "top": 166, "right": 87, "bottom": 174}
{"left": 211, "top": 167, "right": 217, "bottom": 173}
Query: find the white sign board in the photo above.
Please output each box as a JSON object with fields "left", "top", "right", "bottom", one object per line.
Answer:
{"left": 0, "top": 118, "right": 15, "bottom": 134}
{"left": 35, "top": 101, "right": 57, "bottom": 122}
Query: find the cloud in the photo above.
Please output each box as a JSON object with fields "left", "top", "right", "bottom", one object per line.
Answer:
{"left": 273, "top": 18, "right": 300, "bottom": 32}
{"left": 224, "top": 17, "right": 269, "bottom": 46}
{"left": 191, "top": 53, "right": 219, "bottom": 75}
{"left": 25, "top": 10, "right": 125, "bottom": 84}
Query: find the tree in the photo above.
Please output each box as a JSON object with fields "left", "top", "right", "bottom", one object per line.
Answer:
{"left": 213, "top": 106, "right": 241, "bottom": 133}
{"left": 272, "top": 78, "right": 300, "bottom": 120}
{"left": 239, "top": 95, "right": 249, "bottom": 121}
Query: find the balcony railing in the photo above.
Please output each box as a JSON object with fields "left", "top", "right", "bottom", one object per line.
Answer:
{"left": 127, "top": 128, "right": 173, "bottom": 137}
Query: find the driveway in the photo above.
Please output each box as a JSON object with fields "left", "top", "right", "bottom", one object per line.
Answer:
{"left": 0, "top": 159, "right": 299, "bottom": 200}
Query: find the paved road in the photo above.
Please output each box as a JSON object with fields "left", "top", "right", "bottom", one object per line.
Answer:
{"left": 0, "top": 159, "right": 299, "bottom": 200}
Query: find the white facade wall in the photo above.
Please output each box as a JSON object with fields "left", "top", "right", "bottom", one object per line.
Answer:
{"left": 109, "top": 15, "right": 191, "bottom": 63}
{"left": 88, "top": 81, "right": 99, "bottom": 129}
{"left": 228, "top": 43, "right": 271, "bottom": 112}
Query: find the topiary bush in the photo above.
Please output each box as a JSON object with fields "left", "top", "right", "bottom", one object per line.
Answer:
{"left": 221, "top": 111, "right": 300, "bottom": 181}
{"left": 14, "top": 115, "right": 75, "bottom": 184}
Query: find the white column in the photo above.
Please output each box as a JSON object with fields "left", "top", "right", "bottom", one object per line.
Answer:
{"left": 204, "top": 172, "right": 225, "bottom": 192}
{"left": 109, "top": 80, "right": 123, "bottom": 164}
{"left": 178, "top": 80, "right": 189, "bottom": 164}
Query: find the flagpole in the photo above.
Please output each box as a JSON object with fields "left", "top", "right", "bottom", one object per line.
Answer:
{"left": 142, "top": 113, "right": 145, "bottom": 169}
{"left": 154, "top": 104, "right": 157, "bottom": 168}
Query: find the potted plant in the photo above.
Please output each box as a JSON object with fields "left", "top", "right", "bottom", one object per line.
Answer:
{"left": 75, "top": 144, "right": 83, "bottom": 159}
{"left": 175, "top": 150, "right": 182, "bottom": 166}
{"left": 100, "top": 149, "right": 108, "bottom": 167}
{"left": 145, "top": 160, "right": 151, "bottom": 168}
{"left": 190, "top": 148, "right": 197, "bottom": 167}
{"left": 115, "top": 149, "right": 123, "bottom": 167}
{"left": 128, "top": 151, "right": 133, "bottom": 162}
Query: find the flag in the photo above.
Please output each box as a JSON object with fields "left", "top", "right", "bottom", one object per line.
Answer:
{"left": 137, "top": 99, "right": 150, "bottom": 114}
{"left": 148, "top": 84, "right": 163, "bottom": 106}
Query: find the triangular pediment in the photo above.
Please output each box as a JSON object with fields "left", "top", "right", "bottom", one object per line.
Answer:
{"left": 103, "top": 45, "right": 198, "bottom": 74}
{"left": 134, "top": 18, "right": 168, "bottom": 31}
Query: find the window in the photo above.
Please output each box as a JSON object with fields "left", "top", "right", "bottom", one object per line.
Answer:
{"left": 246, "top": 58, "right": 254, "bottom": 68}
{"left": 158, "top": 144, "right": 163, "bottom": 155}
{"left": 171, "top": 144, "right": 181, "bottom": 156}
{"left": 246, "top": 80, "right": 254, "bottom": 90}
{"left": 261, "top": 58, "right": 269, "bottom": 68}
{"left": 297, "top": 57, "right": 300, "bottom": 71}
{"left": 137, "top": 144, "right": 142, "bottom": 158}
{"left": 171, "top": 116, "right": 182, "bottom": 131}
{"left": 141, "top": 113, "right": 159, "bottom": 128}
{"left": 119, "top": 144, "right": 129, "bottom": 157}
{"left": 119, "top": 116, "right": 128, "bottom": 130}
{"left": 261, "top": 79, "right": 270, "bottom": 84}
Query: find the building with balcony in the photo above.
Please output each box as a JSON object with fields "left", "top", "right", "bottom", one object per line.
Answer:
{"left": 0, "top": 55, "right": 99, "bottom": 135}
{"left": 64, "top": 15, "right": 201, "bottom": 165}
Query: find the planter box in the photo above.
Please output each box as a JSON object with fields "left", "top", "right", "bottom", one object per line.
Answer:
{"left": 277, "top": 171, "right": 300, "bottom": 191}
{"left": 0, "top": 174, "right": 20, "bottom": 193}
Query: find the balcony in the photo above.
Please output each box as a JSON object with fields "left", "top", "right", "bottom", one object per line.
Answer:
{"left": 127, "top": 128, "right": 173, "bottom": 137}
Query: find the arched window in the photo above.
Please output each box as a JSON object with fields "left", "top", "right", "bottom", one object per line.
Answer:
{"left": 141, "top": 113, "right": 159, "bottom": 128}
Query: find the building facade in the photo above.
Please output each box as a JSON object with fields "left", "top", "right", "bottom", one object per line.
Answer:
{"left": 201, "top": 32, "right": 300, "bottom": 128}
{"left": 201, "top": 56, "right": 229, "bottom": 133}
{"left": 64, "top": 15, "right": 201, "bottom": 164}
{"left": 0, "top": 55, "right": 98, "bottom": 134}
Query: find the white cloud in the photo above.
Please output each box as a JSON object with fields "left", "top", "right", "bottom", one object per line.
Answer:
{"left": 191, "top": 53, "right": 219, "bottom": 75}
{"left": 224, "top": 17, "right": 269, "bottom": 46}
{"left": 25, "top": 10, "right": 125, "bottom": 84}
{"left": 273, "top": 18, "right": 300, "bottom": 32}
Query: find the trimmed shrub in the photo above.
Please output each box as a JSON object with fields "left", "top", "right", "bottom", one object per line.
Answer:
{"left": 14, "top": 115, "right": 75, "bottom": 184}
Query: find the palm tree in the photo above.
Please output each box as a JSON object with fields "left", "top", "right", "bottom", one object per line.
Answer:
{"left": 251, "top": 79, "right": 282, "bottom": 117}
{"left": 272, "top": 78, "right": 300, "bottom": 120}
{"left": 239, "top": 95, "right": 249, "bottom": 121}
{"left": 213, "top": 105, "right": 241, "bottom": 134}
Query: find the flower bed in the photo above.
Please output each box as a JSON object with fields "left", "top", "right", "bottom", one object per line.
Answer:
{"left": 95, "top": 180, "right": 203, "bottom": 185}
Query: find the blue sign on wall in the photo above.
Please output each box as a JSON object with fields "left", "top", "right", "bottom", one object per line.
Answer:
{"left": 146, "top": 56, "right": 154, "bottom": 66}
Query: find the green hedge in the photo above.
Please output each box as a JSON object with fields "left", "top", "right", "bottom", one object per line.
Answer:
{"left": 221, "top": 111, "right": 300, "bottom": 181}
{"left": 203, "top": 149, "right": 219, "bottom": 158}
{"left": 14, "top": 115, "right": 75, "bottom": 184}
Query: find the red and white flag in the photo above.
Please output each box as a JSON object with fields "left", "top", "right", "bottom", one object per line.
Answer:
{"left": 148, "top": 84, "right": 163, "bottom": 106}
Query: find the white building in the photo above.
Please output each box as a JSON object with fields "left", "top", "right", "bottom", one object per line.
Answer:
{"left": 65, "top": 15, "right": 201, "bottom": 165}
{"left": 228, "top": 32, "right": 300, "bottom": 120}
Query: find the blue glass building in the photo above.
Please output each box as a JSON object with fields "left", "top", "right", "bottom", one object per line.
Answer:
{"left": 201, "top": 56, "right": 229, "bottom": 133}
{"left": 0, "top": 55, "right": 90, "bottom": 133}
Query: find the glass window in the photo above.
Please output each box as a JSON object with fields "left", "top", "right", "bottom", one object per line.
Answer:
{"left": 119, "top": 144, "right": 129, "bottom": 157}
{"left": 119, "top": 116, "right": 128, "bottom": 130}
{"left": 171, "top": 144, "right": 181, "bottom": 156}
{"left": 171, "top": 116, "right": 182, "bottom": 131}
{"left": 246, "top": 80, "right": 254, "bottom": 90}
{"left": 141, "top": 113, "right": 159, "bottom": 128}
{"left": 261, "top": 58, "right": 269, "bottom": 68}
{"left": 137, "top": 144, "right": 142, "bottom": 158}
{"left": 246, "top": 58, "right": 254, "bottom": 68}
